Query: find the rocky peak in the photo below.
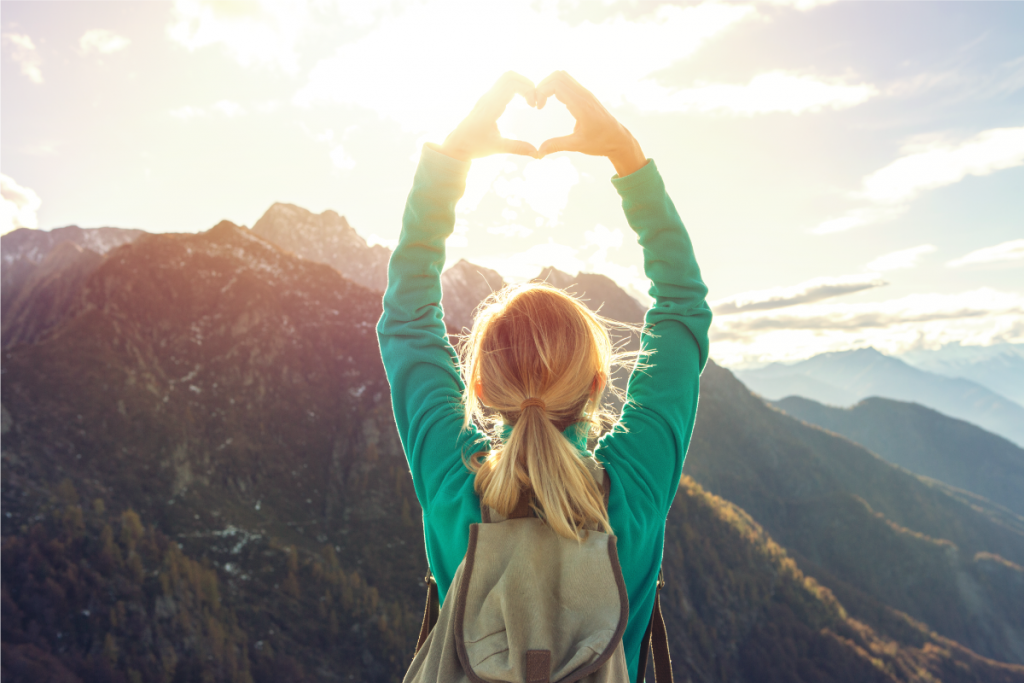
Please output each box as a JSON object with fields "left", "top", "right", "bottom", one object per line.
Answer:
{"left": 440, "top": 259, "right": 506, "bottom": 332}
{"left": 251, "top": 203, "right": 389, "bottom": 292}
{"left": 535, "top": 266, "right": 646, "bottom": 324}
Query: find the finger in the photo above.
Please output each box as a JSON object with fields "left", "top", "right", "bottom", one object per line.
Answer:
{"left": 483, "top": 71, "right": 536, "bottom": 112}
{"left": 536, "top": 72, "right": 585, "bottom": 116}
{"left": 538, "top": 134, "right": 581, "bottom": 157}
{"left": 496, "top": 138, "right": 539, "bottom": 158}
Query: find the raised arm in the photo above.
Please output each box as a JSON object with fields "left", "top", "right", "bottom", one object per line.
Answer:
{"left": 536, "top": 71, "right": 712, "bottom": 518}
{"left": 376, "top": 73, "right": 540, "bottom": 514}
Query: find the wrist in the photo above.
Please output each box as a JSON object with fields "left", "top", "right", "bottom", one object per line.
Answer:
{"left": 609, "top": 140, "right": 646, "bottom": 177}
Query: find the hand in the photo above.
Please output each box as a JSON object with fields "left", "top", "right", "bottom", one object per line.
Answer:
{"left": 536, "top": 71, "right": 647, "bottom": 177}
{"left": 439, "top": 72, "right": 540, "bottom": 162}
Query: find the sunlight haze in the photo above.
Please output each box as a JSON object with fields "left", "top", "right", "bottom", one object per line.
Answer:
{"left": 2, "top": 0, "right": 1022, "bottom": 367}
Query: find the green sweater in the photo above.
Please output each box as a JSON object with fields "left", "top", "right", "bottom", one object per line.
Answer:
{"left": 376, "top": 144, "right": 712, "bottom": 681}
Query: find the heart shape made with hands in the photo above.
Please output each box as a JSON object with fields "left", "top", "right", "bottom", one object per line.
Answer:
{"left": 496, "top": 96, "right": 577, "bottom": 156}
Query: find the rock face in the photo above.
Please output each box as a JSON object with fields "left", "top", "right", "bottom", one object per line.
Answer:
{"left": 251, "top": 202, "right": 391, "bottom": 293}
{"left": 440, "top": 259, "right": 505, "bottom": 332}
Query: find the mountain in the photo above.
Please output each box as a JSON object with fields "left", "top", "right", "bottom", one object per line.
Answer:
{"left": 2, "top": 242, "right": 105, "bottom": 348}
{"left": 440, "top": 258, "right": 505, "bottom": 332}
{"left": 773, "top": 396, "right": 1024, "bottom": 519}
{"left": 2, "top": 220, "right": 423, "bottom": 681}
{"left": 735, "top": 347, "right": 1024, "bottom": 447}
{"left": 899, "top": 343, "right": 1024, "bottom": 408}
{"left": 250, "top": 202, "right": 391, "bottom": 293}
{"left": 2, "top": 226, "right": 144, "bottom": 345}
{"left": 535, "top": 266, "right": 647, "bottom": 325}
{"left": 686, "top": 361, "right": 1024, "bottom": 664}
{"left": 1, "top": 225, "right": 144, "bottom": 265}
{"left": 5, "top": 220, "right": 1024, "bottom": 680}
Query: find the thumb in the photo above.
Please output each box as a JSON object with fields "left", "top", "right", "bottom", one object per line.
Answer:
{"left": 538, "top": 134, "right": 581, "bottom": 158}
{"left": 496, "top": 138, "right": 539, "bottom": 158}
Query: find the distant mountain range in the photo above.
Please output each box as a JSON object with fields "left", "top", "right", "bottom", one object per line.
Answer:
{"left": 899, "top": 343, "right": 1024, "bottom": 408}
{"left": 774, "top": 395, "right": 1024, "bottom": 520}
{"left": 3, "top": 218, "right": 1024, "bottom": 681}
{"left": 735, "top": 347, "right": 1024, "bottom": 447}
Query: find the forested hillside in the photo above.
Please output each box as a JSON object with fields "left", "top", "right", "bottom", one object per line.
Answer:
{"left": 3, "top": 220, "right": 1024, "bottom": 682}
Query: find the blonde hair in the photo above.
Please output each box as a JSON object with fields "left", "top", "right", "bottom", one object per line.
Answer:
{"left": 460, "top": 282, "right": 632, "bottom": 540}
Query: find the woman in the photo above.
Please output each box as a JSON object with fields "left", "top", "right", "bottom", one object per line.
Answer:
{"left": 376, "top": 71, "right": 712, "bottom": 680}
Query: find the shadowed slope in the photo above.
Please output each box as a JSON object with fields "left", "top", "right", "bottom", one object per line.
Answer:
{"left": 775, "top": 395, "right": 1024, "bottom": 518}
{"left": 688, "top": 362, "right": 1024, "bottom": 664}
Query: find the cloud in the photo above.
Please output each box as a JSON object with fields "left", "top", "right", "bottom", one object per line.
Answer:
{"left": 711, "top": 288, "right": 1024, "bottom": 367}
{"left": 812, "top": 126, "right": 1024, "bottom": 234}
{"left": 472, "top": 241, "right": 585, "bottom": 281}
{"left": 711, "top": 273, "right": 887, "bottom": 315}
{"left": 3, "top": 33, "right": 43, "bottom": 83}
{"left": 169, "top": 100, "right": 247, "bottom": 119}
{"left": 862, "top": 127, "right": 1024, "bottom": 205}
{"left": 329, "top": 144, "right": 356, "bottom": 171}
{"left": 295, "top": 1, "right": 755, "bottom": 136}
{"left": 629, "top": 71, "right": 877, "bottom": 116}
{"left": 585, "top": 224, "right": 623, "bottom": 252}
{"left": 866, "top": 244, "right": 936, "bottom": 271}
{"left": 487, "top": 224, "right": 534, "bottom": 238}
{"left": 1, "top": 175, "right": 42, "bottom": 235}
{"left": 760, "top": 0, "right": 838, "bottom": 8}
{"left": 947, "top": 239, "right": 1024, "bottom": 268}
{"left": 492, "top": 157, "right": 580, "bottom": 226}
{"left": 167, "top": 0, "right": 308, "bottom": 74}
{"left": 212, "top": 100, "right": 245, "bottom": 117}
{"left": 170, "top": 105, "right": 207, "bottom": 120}
{"left": 79, "top": 29, "right": 131, "bottom": 55}
{"left": 810, "top": 206, "right": 906, "bottom": 235}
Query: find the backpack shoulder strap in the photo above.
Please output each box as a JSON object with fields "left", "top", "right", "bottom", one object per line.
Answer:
{"left": 636, "top": 569, "right": 673, "bottom": 683}
{"left": 414, "top": 569, "right": 438, "bottom": 656}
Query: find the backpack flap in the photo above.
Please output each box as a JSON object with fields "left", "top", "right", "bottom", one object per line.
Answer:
{"left": 454, "top": 519, "right": 629, "bottom": 682}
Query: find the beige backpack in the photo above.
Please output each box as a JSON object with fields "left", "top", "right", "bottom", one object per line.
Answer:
{"left": 405, "top": 461, "right": 673, "bottom": 683}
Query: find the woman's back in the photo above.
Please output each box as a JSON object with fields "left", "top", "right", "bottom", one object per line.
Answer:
{"left": 376, "top": 71, "right": 712, "bottom": 682}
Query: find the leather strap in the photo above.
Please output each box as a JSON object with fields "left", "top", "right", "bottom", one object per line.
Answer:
{"left": 414, "top": 570, "right": 438, "bottom": 656}
{"left": 508, "top": 491, "right": 533, "bottom": 519}
{"left": 526, "top": 649, "right": 552, "bottom": 683}
{"left": 636, "top": 570, "right": 673, "bottom": 682}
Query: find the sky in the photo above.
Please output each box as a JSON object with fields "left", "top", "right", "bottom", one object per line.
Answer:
{"left": 2, "top": 0, "right": 1022, "bottom": 367}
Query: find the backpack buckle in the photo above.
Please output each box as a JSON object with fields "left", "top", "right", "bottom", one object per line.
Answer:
{"left": 657, "top": 569, "right": 665, "bottom": 590}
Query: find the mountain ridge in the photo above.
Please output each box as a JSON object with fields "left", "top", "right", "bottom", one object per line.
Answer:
{"left": 735, "top": 347, "right": 1024, "bottom": 447}
{"left": 773, "top": 395, "right": 1024, "bottom": 518}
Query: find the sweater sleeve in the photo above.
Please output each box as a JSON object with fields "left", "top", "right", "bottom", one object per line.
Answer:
{"left": 595, "top": 160, "right": 712, "bottom": 519}
{"left": 376, "top": 144, "right": 490, "bottom": 515}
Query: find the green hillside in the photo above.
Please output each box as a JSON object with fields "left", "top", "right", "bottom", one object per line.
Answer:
{"left": 687, "top": 362, "right": 1024, "bottom": 664}
{"left": 773, "top": 396, "right": 1024, "bottom": 518}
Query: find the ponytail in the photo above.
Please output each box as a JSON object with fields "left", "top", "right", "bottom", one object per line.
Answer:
{"left": 459, "top": 282, "right": 636, "bottom": 540}
{"left": 474, "top": 403, "right": 611, "bottom": 540}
